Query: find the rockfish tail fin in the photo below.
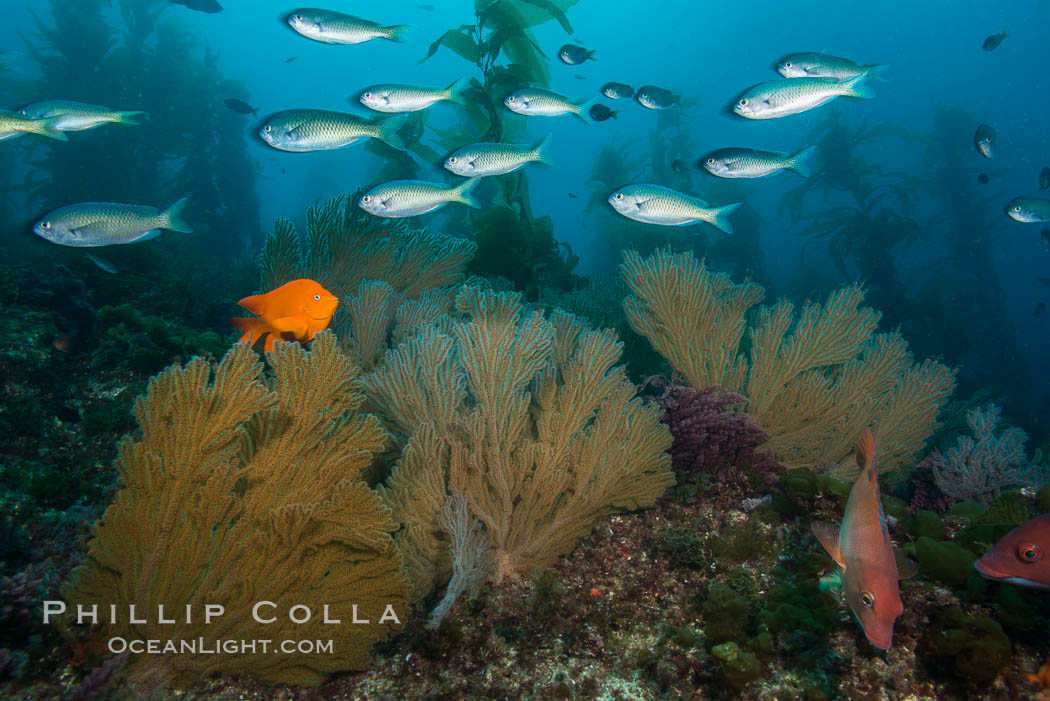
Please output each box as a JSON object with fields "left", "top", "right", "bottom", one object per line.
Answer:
{"left": 861, "top": 64, "right": 890, "bottom": 82}
{"left": 383, "top": 24, "right": 411, "bottom": 43}
{"left": 377, "top": 114, "right": 408, "bottom": 151}
{"left": 574, "top": 97, "right": 597, "bottom": 124}
{"left": 161, "top": 197, "right": 192, "bottom": 233}
{"left": 114, "top": 110, "right": 146, "bottom": 125}
{"left": 531, "top": 133, "right": 553, "bottom": 166}
{"left": 706, "top": 202, "right": 742, "bottom": 235}
{"left": 445, "top": 77, "right": 470, "bottom": 105}
{"left": 788, "top": 145, "right": 817, "bottom": 177}
{"left": 841, "top": 72, "right": 875, "bottom": 99}
{"left": 452, "top": 177, "right": 481, "bottom": 208}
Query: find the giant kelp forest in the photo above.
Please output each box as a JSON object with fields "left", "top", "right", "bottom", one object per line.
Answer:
{"left": 1, "top": 0, "right": 1050, "bottom": 699}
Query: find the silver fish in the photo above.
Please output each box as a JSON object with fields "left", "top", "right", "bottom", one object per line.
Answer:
{"left": 19, "top": 100, "right": 145, "bottom": 131}
{"left": 1006, "top": 196, "right": 1050, "bottom": 223}
{"left": 359, "top": 178, "right": 480, "bottom": 218}
{"left": 777, "top": 53, "right": 888, "bottom": 81}
{"left": 259, "top": 110, "right": 406, "bottom": 152}
{"left": 504, "top": 88, "right": 593, "bottom": 121}
{"left": 701, "top": 146, "right": 816, "bottom": 179}
{"left": 733, "top": 74, "right": 873, "bottom": 119}
{"left": 359, "top": 79, "right": 467, "bottom": 113}
{"left": 0, "top": 109, "right": 67, "bottom": 142}
{"left": 33, "top": 199, "right": 191, "bottom": 247}
{"left": 608, "top": 184, "right": 741, "bottom": 234}
{"left": 444, "top": 134, "right": 552, "bottom": 177}
{"left": 287, "top": 8, "right": 409, "bottom": 45}
{"left": 974, "top": 124, "right": 997, "bottom": 159}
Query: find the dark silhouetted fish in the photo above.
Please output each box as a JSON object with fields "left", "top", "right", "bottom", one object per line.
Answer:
{"left": 1034, "top": 302, "right": 1047, "bottom": 318}
{"left": 567, "top": 192, "right": 577, "bottom": 199}
{"left": 983, "top": 32, "right": 1008, "bottom": 51}
{"left": 637, "top": 85, "right": 681, "bottom": 110}
{"left": 574, "top": 73, "right": 587, "bottom": 80}
{"left": 418, "top": 3, "right": 435, "bottom": 10}
{"left": 974, "top": 124, "right": 997, "bottom": 159}
{"left": 601, "top": 82, "right": 633, "bottom": 99}
{"left": 1043, "top": 231, "right": 1050, "bottom": 251}
{"left": 977, "top": 172, "right": 989, "bottom": 184}
{"left": 1041, "top": 167, "right": 1050, "bottom": 190}
{"left": 558, "top": 44, "right": 595, "bottom": 65}
{"left": 285, "top": 56, "right": 297, "bottom": 63}
{"left": 589, "top": 104, "right": 617, "bottom": 122}
{"left": 169, "top": 0, "right": 223, "bottom": 13}
{"left": 671, "top": 159, "right": 688, "bottom": 173}
{"left": 224, "top": 98, "right": 258, "bottom": 115}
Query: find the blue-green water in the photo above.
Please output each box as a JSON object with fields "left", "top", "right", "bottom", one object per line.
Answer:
{"left": 1, "top": 1, "right": 1049, "bottom": 698}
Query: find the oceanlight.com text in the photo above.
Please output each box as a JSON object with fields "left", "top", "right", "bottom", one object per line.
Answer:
{"left": 106, "top": 637, "right": 335, "bottom": 656}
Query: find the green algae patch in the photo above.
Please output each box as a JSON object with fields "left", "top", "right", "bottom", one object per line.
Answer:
{"left": 916, "top": 536, "right": 977, "bottom": 587}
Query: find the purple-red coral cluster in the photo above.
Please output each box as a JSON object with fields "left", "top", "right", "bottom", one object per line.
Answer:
{"left": 644, "top": 375, "right": 783, "bottom": 488}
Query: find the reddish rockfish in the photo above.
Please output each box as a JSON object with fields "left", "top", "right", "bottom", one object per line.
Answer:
{"left": 229, "top": 279, "right": 338, "bottom": 352}
{"left": 975, "top": 514, "right": 1050, "bottom": 590}
{"left": 813, "top": 429, "right": 915, "bottom": 650}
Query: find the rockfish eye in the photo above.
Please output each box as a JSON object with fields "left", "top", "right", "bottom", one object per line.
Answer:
{"left": 784, "top": 62, "right": 792, "bottom": 68}
{"left": 263, "top": 125, "right": 272, "bottom": 134}
{"left": 313, "top": 294, "right": 321, "bottom": 301}
{"left": 1019, "top": 544, "right": 1042, "bottom": 562}
{"left": 859, "top": 591, "right": 875, "bottom": 608}
{"left": 40, "top": 220, "right": 52, "bottom": 230}
{"left": 362, "top": 195, "right": 372, "bottom": 204}
{"left": 706, "top": 158, "right": 716, "bottom": 166}
{"left": 614, "top": 193, "right": 624, "bottom": 201}
{"left": 293, "top": 14, "right": 303, "bottom": 21}
{"left": 363, "top": 92, "right": 372, "bottom": 99}
{"left": 1013, "top": 205, "right": 1022, "bottom": 213}
{"left": 448, "top": 156, "right": 458, "bottom": 164}
{"left": 738, "top": 98, "right": 748, "bottom": 107}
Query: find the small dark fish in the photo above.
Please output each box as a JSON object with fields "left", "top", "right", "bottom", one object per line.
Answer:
{"left": 1043, "top": 231, "right": 1050, "bottom": 251}
{"left": 285, "top": 56, "right": 297, "bottom": 63}
{"left": 281, "top": 167, "right": 287, "bottom": 174}
{"left": 601, "top": 82, "right": 633, "bottom": 99}
{"left": 418, "top": 3, "right": 435, "bottom": 10}
{"left": 558, "top": 44, "right": 595, "bottom": 65}
{"left": 974, "top": 124, "right": 997, "bottom": 159}
{"left": 589, "top": 104, "right": 617, "bottom": 122}
{"left": 1041, "top": 167, "right": 1050, "bottom": 190}
{"left": 977, "top": 172, "right": 989, "bottom": 184}
{"left": 672, "top": 159, "right": 688, "bottom": 173}
{"left": 636, "top": 85, "right": 681, "bottom": 110}
{"left": 568, "top": 192, "right": 577, "bottom": 199}
{"left": 169, "top": 0, "right": 223, "bottom": 13}
{"left": 224, "top": 98, "right": 258, "bottom": 116}
{"left": 1035, "top": 302, "right": 1047, "bottom": 318}
{"left": 983, "top": 32, "right": 1008, "bottom": 51}
{"left": 574, "top": 74, "right": 587, "bottom": 80}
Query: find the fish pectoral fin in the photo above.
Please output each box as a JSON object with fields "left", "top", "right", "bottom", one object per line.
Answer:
{"left": 894, "top": 547, "right": 918, "bottom": 580}
{"left": 269, "top": 316, "right": 309, "bottom": 338}
{"left": 812, "top": 521, "right": 846, "bottom": 568}
{"left": 68, "top": 221, "right": 113, "bottom": 240}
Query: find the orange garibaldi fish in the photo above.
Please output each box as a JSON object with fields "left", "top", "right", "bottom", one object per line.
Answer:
{"left": 229, "top": 279, "right": 338, "bottom": 352}
{"left": 976, "top": 514, "right": 1050, "bottom": 590}
{"left": 812, "top": 429, "right": 916, "bottom": 650}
